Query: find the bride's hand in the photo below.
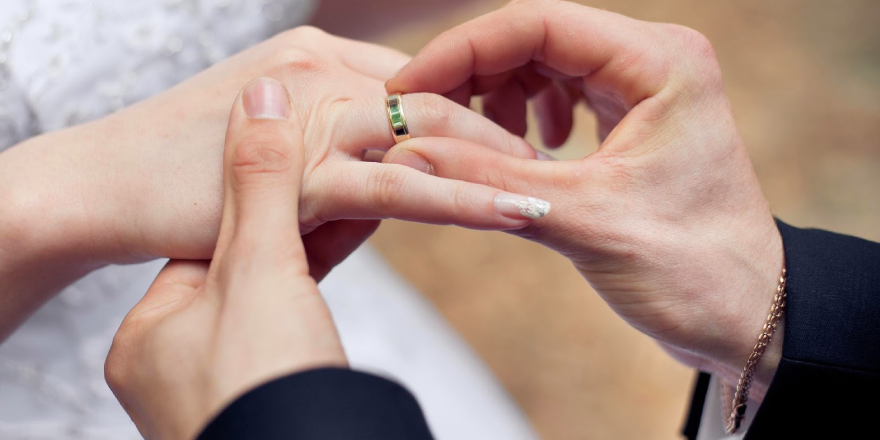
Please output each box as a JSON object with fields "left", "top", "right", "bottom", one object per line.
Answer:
{"left": 106, "top": 79, "right": 345, "bottom": 440}
{"left": 2, "top": 26, "right": 542, "bottom": 268}
{"left": 385, "top": 0, "right": 784, "bottom": 397}
{"left": 0, "top": 27, "right": 546, "bottom": 338}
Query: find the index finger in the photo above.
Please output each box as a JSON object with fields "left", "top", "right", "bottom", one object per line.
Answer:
{"left": 386, "top": 0, "right": 667, "bottom": 107}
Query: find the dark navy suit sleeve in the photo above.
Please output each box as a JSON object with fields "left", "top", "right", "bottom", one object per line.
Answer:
{"left": 197, "top": 368, "right": 434, "bottom": 440}
{"left": 743, "top": 220, "right": 880, "bottom": 438}
{"left": 685, "top": 220, "right": 880, "bottom": 439}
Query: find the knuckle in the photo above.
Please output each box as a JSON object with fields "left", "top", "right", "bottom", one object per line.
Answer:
{"left": 413, "top": 93, "right": 453, "bottom": 134}
{"left": 506, "top": 135, "right": 537, "bottom": 159}
{"left": 273, "top": 45, "right": 325, "bottom": 75}
{"left": 670, "top": 25, "right": 716, "bottom": 57}
{"left": 449, "top": 185, "right": 473, "bottom": 218}
{"left": 292, "top": 25, "right": 327, "bottom": 39}
{"left": 104, "top": 332, "right": 133, "bottom": 392}
{"left": 231, "top": 137, "right": 294, "bottom": 182}
{"left": 484, "top": 169, "right": 513, "bottom": 194}
{"left": 666, "top": 24, "right": 721, "bottom": 75}
{"left": 656, "top": 24, "right": 724, "bottom": 95}
{"left": 279, "top": 25, "right": 327, "bottom": 45}
{"left": 368, "top": 168, "right": 406, "bottom": 212}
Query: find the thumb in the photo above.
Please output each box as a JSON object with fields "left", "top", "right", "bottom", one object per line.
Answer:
{"left": 214, "top": 77, "right": 306, "bottom": 269}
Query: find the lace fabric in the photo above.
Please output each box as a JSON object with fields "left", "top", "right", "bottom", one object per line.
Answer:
{"left": 0, "top": 0, "right": 316, "bottom": 148}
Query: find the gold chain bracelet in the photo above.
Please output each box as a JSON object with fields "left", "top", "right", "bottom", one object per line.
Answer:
{"left": 721, "top": 267, "right": 787, "bottom": 434}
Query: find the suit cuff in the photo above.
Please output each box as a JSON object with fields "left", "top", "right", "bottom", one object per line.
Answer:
{"left": 745, "top": 220, "right": 880, "bottom": 438}
{"left": 198, "top": 368, "right": 434, "bottom": 440}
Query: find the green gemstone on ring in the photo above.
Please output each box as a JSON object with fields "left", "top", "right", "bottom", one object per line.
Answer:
{"left": 387, "top": 94, "right": 409, "bottom": 140}
{"left": 390, "top": 110, "right": 404, "bottom": 126}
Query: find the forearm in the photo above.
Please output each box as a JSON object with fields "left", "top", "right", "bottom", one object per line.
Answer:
{"left": 0, "top": 123, "right": 119, "bottom": 340}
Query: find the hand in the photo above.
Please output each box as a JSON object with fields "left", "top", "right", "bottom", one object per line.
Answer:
{"left": 2, "top": 27, "right": 542, "bottom": 267}
{"left": 385, "top": 0, "right": 784, "bottom": 397}
{"left": 105, "top": 78, "right": 345, "bottom": 440}
{"left": 0, "top": 27, "right": 547, "bottom": 337}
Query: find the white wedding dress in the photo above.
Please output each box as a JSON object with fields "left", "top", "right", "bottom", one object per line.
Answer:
{"left": 0, "top": 1, "right": 537, "bottom": 439}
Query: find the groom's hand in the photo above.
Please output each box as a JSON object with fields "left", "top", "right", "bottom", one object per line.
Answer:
{"left": 385, "top": 0, "right": 784, "bottom": 398}
{"left": 105, "top": 78, "right": 346, "bottom": 440}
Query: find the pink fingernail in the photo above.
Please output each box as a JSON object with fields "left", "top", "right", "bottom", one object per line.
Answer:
{"left": 242, "top": 77, "right": 291, "bottom": 120}
{"left": 535, "top": 150, "right": 557, "bottom": 161}
{"left": 494, "top": 193, "right": 551, "bottom": 220}
{"left": 387, "top": 149, "right": 434, "bottom": 175}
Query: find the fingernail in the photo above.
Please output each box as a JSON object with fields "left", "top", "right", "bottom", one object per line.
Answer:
{"left": 387, "top": 149, "right": 434, "bottom": 175}
{"left": 494, "top": 193, "right": 551, "bottom": 220}
{"left": 385, "top": 77, "right": 400, "bottom": 93}
{"left": 242, "top": 77, "right": 291, "bottom": 120}
{"left": 535, "top": 150, "right": 557, "bottom": 161}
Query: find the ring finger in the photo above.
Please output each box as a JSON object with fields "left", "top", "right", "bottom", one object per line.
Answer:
{"left": 338, "top": 93, "right": 539, "bottom": 159}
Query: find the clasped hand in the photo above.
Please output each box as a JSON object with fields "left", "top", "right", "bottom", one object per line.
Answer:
{"left": 0, "top": 26, "right": 547, "bottom": 338}
{"left": 99, "top": 0, "right": 788, "bottom": 438}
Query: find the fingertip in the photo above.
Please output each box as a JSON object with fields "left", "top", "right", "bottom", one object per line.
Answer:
{"left": 383, "top": 148, "right": 434, "bottom": 175}
{"left": 384, "top": 78, "right": 397, "bottom": 94}
{"left": 385, "top": 75, "right": 408, "bottom": 95}
{"left": 241, "top": 77, "right": 292, "bottom": 121}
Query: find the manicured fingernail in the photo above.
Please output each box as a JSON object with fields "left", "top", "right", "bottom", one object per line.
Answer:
{"left": 535, "top": 150, "right": 557, "bottom": 161}
{"left": 242, "top": 77, "right": 291, "bottom": 120}
{"left": 494, "top": 193, "right": 551, "bottom": 220}
{"left": 386, "top": 149, "right": 434, "bottom": 175}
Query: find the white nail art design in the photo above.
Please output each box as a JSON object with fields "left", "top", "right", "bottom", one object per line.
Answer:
{"left": 514, "top": 197, "right": 551, "bottom": 219}
{"left": 495, "top": 194, "right": 552, "bottom": 220}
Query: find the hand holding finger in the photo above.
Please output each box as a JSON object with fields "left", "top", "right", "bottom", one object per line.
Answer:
{"left": 106, "top": 78, "right": 347, "bottom": 440}
{"left": 213, "top": 77, "right": 307, "bottom": 271}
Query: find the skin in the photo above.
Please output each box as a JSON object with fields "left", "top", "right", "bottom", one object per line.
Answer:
{"left": 0, "top": 27, "right": 542, "bottom": 341}
{"left": 2, "top": 2, "right": 786, "bottom": 435}
{"left": 105, "top": 78, "right": 347, "bottom": 440}
{"left": 385, "top": 0, "right": 785, "bottom": 399}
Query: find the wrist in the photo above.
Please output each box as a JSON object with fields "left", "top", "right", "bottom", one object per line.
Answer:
{"left": 709, "top": 214, "right": 785, "bottom": 401}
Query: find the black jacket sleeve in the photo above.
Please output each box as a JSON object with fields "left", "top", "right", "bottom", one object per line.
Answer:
{"left": 685, "top": 220, "right": 880, "bottom": 439}
{"left": 744, "top": 220, "right": 880, "bottom": 438}
{"left": 197, "top": 368, "right": 434, "bottom": 440}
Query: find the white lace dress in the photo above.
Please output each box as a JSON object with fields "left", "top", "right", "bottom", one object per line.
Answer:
{"left": 0, "top": 1, "right": 537, "bottom": 439}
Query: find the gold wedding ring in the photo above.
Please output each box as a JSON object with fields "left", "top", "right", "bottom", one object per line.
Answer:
{"left": 386, "top": 94, "right": 411, "bottom": 144}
